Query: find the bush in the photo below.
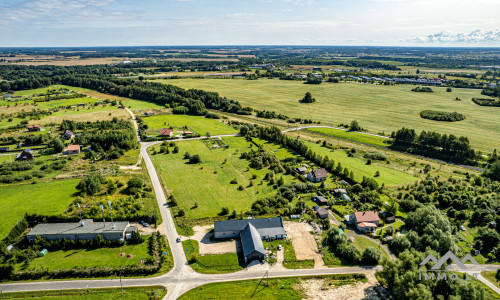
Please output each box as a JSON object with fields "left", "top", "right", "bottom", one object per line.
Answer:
{"left": 189, "top": 154, "right": 201, "bottom": 164}
{"left": 299, "top": 92, "right": 316, "bottom": 103}
{"left": 76, "top": 173, "right": 105, "bottom": 195}
{"left": 411, "top": 86, "right": 433, "bottom": 92}
{"left": 220, "top": 207, "right": 229, "bottom": 215}
{"left": 420, "top": 110, "right": 465, "bottom": 122}
{"left": 362, "top": 247, "right": 381, "bottom": 265}
{"left": 349, "top": 120, "right": 360, "bottom": 131}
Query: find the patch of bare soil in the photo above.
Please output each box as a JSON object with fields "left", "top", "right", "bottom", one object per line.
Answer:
{"left": 191, "top": 225, "right": 237, "bottom": 255}
{"left": 284, "top": 221, "right": 324, "bottom": 268}
{"left": 300, "top": 273, "right": 382, "bottom": 300}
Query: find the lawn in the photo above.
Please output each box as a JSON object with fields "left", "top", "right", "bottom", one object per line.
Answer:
{"left": 182, "top": 239, "right": 243, "bottom": 273}
{"left": 482, "top": 271, "right": 500, "bottom": 289}
{"left": 178, "top": 274, "right": 366, "bottom": 300}
{"left": 160, "top": 78, "right": 500, "bottom": 152}
{"left": 143, "top": 114, "right": 237, "bottom": 136}
{"left": 353, "top": 236, "right": 390, "bottom": 262}
{"left": 151, "top": 136, "right": 299, "bottom": 219}
{"left": 0, "top": 179, "right": 79, "bottom": 239}
{"left": 305, "top": 127, "right": 389, "bottom": 148}
{"left": 2, "top": 286, "right": 167, "bottom": 300}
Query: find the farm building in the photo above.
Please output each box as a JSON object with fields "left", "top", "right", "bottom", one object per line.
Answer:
{"left": 61, "top": 130, "right": 75, "bottom": 140}
{"left": 26, "top": 219, "right": 137, "bottom": 243}
{"left": 0, "top": 147, "right": 9, "bottom": 152}
{"left": 27, "top": 124, "right": 41, "bottom": 132}
{"left": 64, "top": 144, "right": 80, "bottom": 155}
{"left": 159, "top": 128, "right": 173, "bottom": 137}
{"left": 306, "top": 168, "right": 329, "bottom": 182}
{"left": 16, "top": 149, "right": 34, "bottom": 160}
{"left": 214, "top": 217, "right": 286, "bottom": 263}
{"left": 347, "top": 211, "right": 380, "bottom": 233}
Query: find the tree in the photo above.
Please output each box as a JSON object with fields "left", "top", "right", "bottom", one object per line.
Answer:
{"left": 299, "top": 92, "right": 316, "bottom": 103}
{"left": 374, "top": 170, "right": 380, "bottom": 177}
{"left": 206, "top": 132, "right": 211, "bottom": 138}
{"left": 362, "top": 247, "right": 381, "bottom": 264}
{"left": 483, "top": 160, "right": 500, "bottom": 181}
{"left": 183, "top": 152, "right": 191, "bottom": 159}
{"left": 189, "top": 154, "right": 201, "bottom": 164}
{"left": 76, "top": 173, "right": 104, "bottom": 195}
{"left": 177, "top": 209, "right": 185, "bottom": 217}
{"left": 220, "top": 207, "right": 229, "bottom": 215}
{"left": 126, "top": 176, "right": 144, "bottom": 194}
{"left": 51, "top": 138, "right": 65, "bottom": 153}
{"left": 349, "top": 120, "right": 360, "bottom": 131}
{"left": 447, "top": 87, "right": 452, "bottom": 92}
{"left": 129, "top": 231, "right": 144, "bottom": 244}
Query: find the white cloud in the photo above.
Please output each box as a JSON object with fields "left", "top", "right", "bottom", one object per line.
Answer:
{"left": 406, "top": 29, "right": 500, "bottom": 43}
{"left": 226, "top": 13, "right": 257, "bottom": 19}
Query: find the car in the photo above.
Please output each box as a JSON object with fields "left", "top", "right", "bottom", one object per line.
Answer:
{"left": 460, "top": 225, "right": 466, "bottom": 231}
{"left": 176, "top": 237, "right": 181, "bottom": 243}
{"left": 143, "top": 223, "right": 149, "bottom": 227}
{"left": 277, "top": 245, "right": 282, "bottom": 251}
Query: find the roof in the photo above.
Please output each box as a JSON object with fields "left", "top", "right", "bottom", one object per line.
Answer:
{"left": 67, "top": 145, "right": 80, "bottom": 151}
{"left": 316, "top": 196, "right": 328, "bottom": 204}
{"left": 296, "top": 167, "right": 307, "bottom": 172}
{"left": 214, "top": 217, "right": 285, "bottom": 237}
{"left": 342, "top": 194, "right": 351, "bottom": 201}
{"left": 309, "top": 168, "right": 328, "bottom": 178}
{"left": 27, "top": 220, "right": 129, "bottom": 237}
{"left": 63, "top": 130, "right": 74, "bottom": 135}
{"left": 385, "top": 216, "right": 396, "bottom": 221}
{"left": 184, "top": 131, "right": 193, "bottom": 134}
{"left": 240, "top": 223, "right": 265, "bottom": 258}
{"left": 315, "top": 207, "right": 329, "bottom": 216}
{"left": 0, "top": 147, "right": 9, "bottom": 150}
{"left": 358, "top": 222, "right": 377, "bottom": 228}
{"left": 22, "top": 149, "right": 33, "bottom": 154}
{"left": 334, "top": 188, "right": 347, "bottom": 194}
{"left": 354, "top": 211, "right": 379, "bottom": 223}
{"left": 159, "top": 128, "right": 172, "bottom": 136}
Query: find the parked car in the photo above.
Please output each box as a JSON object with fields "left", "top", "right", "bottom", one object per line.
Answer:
{"left": 460, "top": 225, "right": 466, "bottom": 231}
{"left": 277, "top": 245, "right": 282, "bottom": 251}
{"left": 176, "top": 237, "right": 181, "bottom": 243}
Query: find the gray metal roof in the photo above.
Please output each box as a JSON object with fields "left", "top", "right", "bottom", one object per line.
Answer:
{"left": 214, "top": 217, "right": 285, "bottom": 237}
{"left": 240, "top": 223, "right": 265, "bottom": 258}
{"left": 26, "top": 220, "right": 129, "bottom": 237}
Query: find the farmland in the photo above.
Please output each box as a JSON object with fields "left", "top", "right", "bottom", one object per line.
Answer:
{"left": 159, "top": 78, "right": 500, "bottom": 152}
{"left": 143, "top": 114, "right": 237, "bottom": 136}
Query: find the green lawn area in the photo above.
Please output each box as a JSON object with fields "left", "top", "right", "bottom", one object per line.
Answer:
{"left": 178, "top": 274, "right": 366, "bottom": 300}
{"left": 35, "top": 97, "right": 102, "bottom": 109}
{"left": 353, "top": 236, "right": 390, "bottom": 262}
{"left": 160, "top": 78, "right": 500, "bottom": 152}
{"left": 482, "top": 271, "right": 500, "bottom": 289}
{"left": 3, "top": 286, "right": 167, "bottom": 300}
{"left": 282, "top": 239, "right": 315, "bottom": 269}
{"left": 25, "top": 237, "right": 151, "bottom": 271}
{"left": 143, "top": 114, "right": 237, "bottom": 136}
{"left": 182, "top": 239, "right": 243, "bottom": 273}
{"left": 151, "top": 136, "right": 299, "bottom": 219}
{"left": 305, "top": 127, "right": 389, "bottom": 147}
{"left": 304, "top": 141, "right": 418, "bottom": 186}
{"left": 376, "top": 221, "right": 405, "bottom": 236}
{"left": 0, "top": 179, "right": 79, "bottom": 239}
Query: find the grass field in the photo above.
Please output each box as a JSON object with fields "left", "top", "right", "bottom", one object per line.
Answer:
{"left": 182, "top": 239, "right": 243, "bottom": 273}
{"left": 151, "top": 136, "right": 298, "bottom": 219}
{"left": 305, "top": 127, "right": 389, "bottom": 147}
{"left": 3, "top": 286, "right": 167, "bottom": 300}
{"left": 143, "top": 114, "right": 237, "bottom": 136}
{"left": 0, "top": 179, "right": 79, "bottom": 239}
{"left": 159, "top": 78, "right": 500, "bottom": 152}
{"left": 178, "top": 274, "right": 366, "bottom": 300}
{"left": 482, "top": 271, "right": 500, "bottom": 289}
{"left": 25, "top": 236, "right": 151, "bottom": 270}
{"left": 353, "top": 236, "right": 390, "bottom": 262}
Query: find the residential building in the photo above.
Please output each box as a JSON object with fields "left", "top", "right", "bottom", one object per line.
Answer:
{"left": 27, "top": 124, "right": 41, "bottom": 132}
{"left": 61, "top": 130, "right": 75, "bottom": 140}
{"left": 315, "top": 196, "right": 328, "bottom": 205}
{"left": 16, "top": 149, "right": 34, "bottom": 160}
{"left": 347, "top": 211, "right": 380, "bottom": 233}
{"left": 306, "top": 168, "right": 328, "bottom": 182}
{"left": 159, "top": 128, "right": 173, "bottom": 137}
{"left": 314, "top": 207, "right": 329, "bottom": 219}
{"left": 64, "top": 144, "right": 80, "bottom": 155}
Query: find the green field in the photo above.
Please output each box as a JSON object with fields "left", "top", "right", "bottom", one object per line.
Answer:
{"left": 25, "top": 236, "right": 151, "bottom": 270}
{"left": 182, "top": 239, "right": 243, "bottom": 273}
{"left": 151, "top": 136, "right": 298, "bottom": 219}
{"left": 0, "top": 179, "right": 79, "bottom": 239}
{"left": 305, "top": 127, "right": 390, "bottom": 147}
{"left": 353, "top": 236, "right": 390, "bottom": 262}
{"left": 143, "top": 114, "right": 237, "bottom": 136}
{"left": 3, "top": 286, "right": 167, "bottom": 300}
{"left": 482, "top": 271, "right": 500, "bottom": 289}
{"left": 159, "top": 78, "right": 500, "bottom": 152}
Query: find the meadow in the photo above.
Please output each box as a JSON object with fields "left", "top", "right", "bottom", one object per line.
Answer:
{"left": 151, "top": 136, "right": 299, "bottom": 219}
{"left": 352, "top": 236, "right": 390, "bottom": 262}
{"left": 143, "top": 114, "right": 238, "bottom": 136}
{"left": 0, "top": 179, "right": 79, "bottom": 238}
{"left": 159, "top": 78, "right": 500, "bottom": 152}
{"left": 305, "top": 127, "right": 390, "bottom": 147}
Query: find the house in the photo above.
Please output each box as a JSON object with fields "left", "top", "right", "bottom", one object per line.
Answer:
{"left": 0, "top": 147, "right": 9, "bottom": 152}
{"left": 16, "top": 149, "right": 34, "bottom": 160}
{"left": 27, "top": 124, "right": 41, "bottom": 132}
{"left": 64, "top": 144, "right": 80, "bottom": 155}
{"left": 26, "top": 219, "right": 137, "bottom": 243}
{"left": 314, "top": 207, "right": 329, "bottom": 219}
{"left": 294, "top": 167, "right": 307, "bottom": 175}
{"left": 159, "top": 128, "right": 173, "bottom": 137}
{"left": 61, "top": 130, "right": 75, "bottom": 140}
{"left": 348, "top": 211, "right": 380, "bottom": 233}
{"left": 214, "top": 217, "right": 286, "bottom": 264}
{"left": 306, "top": 168, "right": 329, "bottom": 182}
{"left": 315, "top": 196, "right": 328, "bottom": 205}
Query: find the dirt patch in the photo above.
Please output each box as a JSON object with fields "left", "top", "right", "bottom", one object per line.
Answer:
{"left": 284, "top": 221, "right": 324, "bottom": 268}
{"left": 191, "top": 225, "right": 237, "bottom": 255}
{"left": 131, "top": 222, "right": 155, "bottom": 235}
{"left": 300, "top": 273, "right": 382, "bottom": 300}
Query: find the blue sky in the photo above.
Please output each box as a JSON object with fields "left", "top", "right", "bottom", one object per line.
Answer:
{"left": 0, "top": 0, "right": 499, "bottom": 47}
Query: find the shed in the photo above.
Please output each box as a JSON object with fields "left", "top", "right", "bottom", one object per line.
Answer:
{"left": 315, "top": 207, "right": 329, "bottom": 219}
{"left": 342, "top": 194, "right": 351, "bottom": 202}
{"left": 39, "top": 249, "right": 48, "bottom": 257}
{"left": 316, "top": 196, "right": 328, "bottom": 205}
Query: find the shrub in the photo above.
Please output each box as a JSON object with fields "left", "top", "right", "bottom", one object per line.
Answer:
{"left": 189, "top": 154, "right": 201, "bottom": 164}
{"left": 362, "top": 247, "right": 381, "bottom": 265}
{"left": 420, "top": 110, "right": 465, "bottom": 122}
{"left": 220, "top": 207, "right": 229, "bottom": 215}
{"left": 349, "top": 120, "right": 360, "bottom": 131}
{"left": 363, "top": 151, "right": 387, "bottom": 161}
{"left": 299, "top": 92, "right": 316, "bottom": 103}
{"left": 411, "top": 86, "right": 433, "bottom": 92}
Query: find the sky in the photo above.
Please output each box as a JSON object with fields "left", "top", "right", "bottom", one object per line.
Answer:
{"left": 0, "top": 0, "right": 499, "bottom": 47}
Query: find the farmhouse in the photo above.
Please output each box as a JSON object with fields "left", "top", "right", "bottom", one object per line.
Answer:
{"left": 347, "top": 211, "right": 380, "bottom": 233}
{"left": 27, "top": 124, "right": 41, "bottom": 132}
{"left": 306, "top": 168, "right": 328, "bottom": 182}
{"left": 64, "top": 144, "right": 80, "bottom": 155}
{"left": 214, "top": 217, "right": 286, "bottom": 263}
{"left": 159, "top": 128, "right": 173, "bottom": 137}
{"left": 61, "top": 130, "right": 75, "bottom": 140}
{"left": 16, "top": 149, "right": 34, "bottom": 160}
{"left": 26, "top": 219, "right": 137, "bottom": 243}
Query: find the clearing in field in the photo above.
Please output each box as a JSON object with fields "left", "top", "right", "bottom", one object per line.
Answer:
{"left": 304, "top": 127, "right": 390, "bottom": 148}
{"left": 159, "top": 78, "right": 500, "bottom": 152}
{"left": 151, "top": 136, "right": 298, "bottom": 219}
{"left": 0, "top": 179, "right": 79, "bottom": 239}
{"left": 143, "top": 114, "right": 237, "bottom": 136}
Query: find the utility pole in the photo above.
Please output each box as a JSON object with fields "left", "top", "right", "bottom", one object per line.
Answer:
{"left": 116, "top": 271, "right": 123, "bottom": 296}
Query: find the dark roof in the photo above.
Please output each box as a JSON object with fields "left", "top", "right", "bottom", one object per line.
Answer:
{"left": 315, "top": 207, "right": 329, "bottom": 216}
{"left": 214, "top": 217, "right": 285, "bottom": 238}
{"left": 27, "top": 221, "right": 129, "bottom": 237}
{"left": 0, "top": 147, "right": 9, "bottom": 150}
{"left": 316, "top": 196, "right": 328, "bottom": 204}
{"left": 240, "top": 223, "right": 265, "bottom": 258}
{"left": 309, "top": 168, "right": 328, "bottom": 178}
